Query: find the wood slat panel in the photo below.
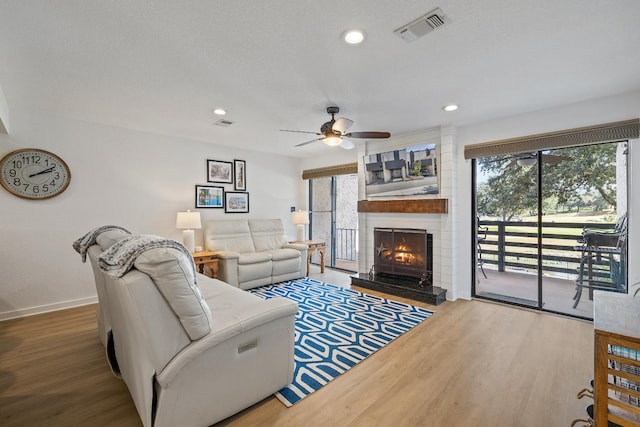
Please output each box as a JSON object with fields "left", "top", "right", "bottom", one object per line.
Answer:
{"left": 357, "top": 198, "right": 447, "bottom": 213}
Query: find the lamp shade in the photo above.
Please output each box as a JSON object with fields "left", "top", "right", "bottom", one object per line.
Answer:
{"left": 176, "top": 210, "right": 202, "bottom": 229}
{"left": 291, "top": 210, "right": 309, "bottom": 225}
{"left": 292, "top": 210, "right": 309, "bottom": 242}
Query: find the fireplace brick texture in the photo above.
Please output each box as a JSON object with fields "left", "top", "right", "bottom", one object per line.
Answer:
{"left": 357, "top": 125, "right": 458, "bottom": 300}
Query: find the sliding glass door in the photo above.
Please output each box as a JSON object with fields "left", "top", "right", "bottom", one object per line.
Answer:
{"left": 475, "top": 153, "right": 540, "bottom": 308}
{"left": 309, "top": 174, "right": 358, "bottom": 271}
{"left": 540, "top": 143, "right": 628, "bottom": 317}
{"left": 473, "top": 141, "right": 628, "bottom": 319}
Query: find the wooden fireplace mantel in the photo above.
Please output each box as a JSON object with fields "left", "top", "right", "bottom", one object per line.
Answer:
{"left": 357, "top": 198, "right": 448, "bottom": 214}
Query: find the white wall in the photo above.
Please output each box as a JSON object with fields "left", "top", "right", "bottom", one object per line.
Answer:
{"left": 455, "top": 91, "right": 640, "bottom": 299}
{"left": 0, "top": 106, "right": 302, "bottom": 320}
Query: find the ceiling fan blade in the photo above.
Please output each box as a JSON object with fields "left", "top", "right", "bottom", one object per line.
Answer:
{"left": 294, "top": 138, "right": 322, "bottom": 147}
{"left": 339, "top": 139, "right": 355, "bottom": 150}
{"left": 333, "top": 118, "right": 354, "bottom": 133}
{"left": 280, "top": 129, "right": 322, "bottom": 135}
{"left": 541, "top": 154, "right": 573, "bottom": 165}
{"left": 344, "top": 131, "right": 391, "bottom": 139}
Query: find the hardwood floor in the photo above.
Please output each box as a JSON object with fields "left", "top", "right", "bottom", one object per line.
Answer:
{"left": 0, "top": 270, "right": 594, "bottom": 427}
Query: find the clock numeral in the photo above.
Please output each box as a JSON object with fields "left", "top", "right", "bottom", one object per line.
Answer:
{"left": 18, "top": 154, "right": 41, "bottom": 165}
{"left": 8, "top": 169, "right": 16, "bottom": 177}
{"left": 53, "top": 171, "right": 60, "bottom": 179}
{"left": 13, "top": 177, "right": 20, "bottom": 186}
{"left": 32, "top": 185, "right": 40, "bottom": 194}
{"left": 42, "top": 184, "right": 49, "bottom": 192}
{"left": 11, "top": 160, "right": 23, "bottom": 169}
{"left": 22, "top": 183, "right": 29, "bottom": 192}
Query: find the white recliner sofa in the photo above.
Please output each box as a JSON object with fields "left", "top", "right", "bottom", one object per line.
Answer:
{"left": 204, "top": 219, "right": 308, "bottom": 290}
{"left": 76, "top": 228, "right": 298, "bottom": 427}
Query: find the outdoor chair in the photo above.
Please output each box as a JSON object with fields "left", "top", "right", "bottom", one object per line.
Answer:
{"left": 573, "top": 214, "right": 628, "bottom": 308}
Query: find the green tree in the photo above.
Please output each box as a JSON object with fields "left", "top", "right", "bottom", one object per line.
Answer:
{"left": 477, "top": 142, "right": 622, "bottom": 219}
{"left": 477, "top": 156, "right": 538, "bottom": 221}
{"left": 543, "top": 144, "right": 619, "bottom": 207}
{"left": 477, "top": 165, "right": 537, "bottom": 220}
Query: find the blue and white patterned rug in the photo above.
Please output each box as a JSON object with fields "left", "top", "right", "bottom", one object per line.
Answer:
{"left": 249, "top": 277, "right": 434, "bottom": 407}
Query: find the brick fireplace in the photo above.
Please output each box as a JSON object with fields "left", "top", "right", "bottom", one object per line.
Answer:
{"left": 353, "top": 126, "right": 458, "bottom": 303}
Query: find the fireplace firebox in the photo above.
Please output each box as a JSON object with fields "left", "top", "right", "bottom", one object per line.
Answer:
{"left": 351, "top": 227, "right": 446, "bottom": 305}
{"left": 374, "top": 227, "right": 433, "bottom": 281}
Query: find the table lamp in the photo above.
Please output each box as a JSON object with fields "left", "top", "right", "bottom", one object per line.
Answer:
{"left": 292, "top": 210, "right": 309, "bottom": 242}
{"left": 176, "top": 210, "right": 202, "bottom": 253}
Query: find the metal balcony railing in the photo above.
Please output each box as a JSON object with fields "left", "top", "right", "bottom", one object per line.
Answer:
{"left": 336, "top": 228, "right": 357, "bottom": 261}
{"left": 477, "top": 220, "right": 625, "bottom": 282}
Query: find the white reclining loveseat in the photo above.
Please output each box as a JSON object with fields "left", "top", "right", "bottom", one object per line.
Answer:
{"left": 204, "top": 219, "right": 308, "bottom": 290}
{"left": 74, "top": 227, "right": 297, "bottom": 427}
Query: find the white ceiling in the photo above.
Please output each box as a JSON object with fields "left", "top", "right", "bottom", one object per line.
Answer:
{"left": 1, "top": 1, "right": 639, "bottom": 158}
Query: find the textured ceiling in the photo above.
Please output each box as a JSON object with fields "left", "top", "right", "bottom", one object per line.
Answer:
{"left": 1, "top": 0, "right": 639, "bottom": 158}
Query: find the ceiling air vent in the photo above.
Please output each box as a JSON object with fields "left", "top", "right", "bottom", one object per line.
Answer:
{"left": 214, "top": 119, "right": 234, "bottom": 127}
{"left": 394, "top": 7, "right": 451, "bottom": 43}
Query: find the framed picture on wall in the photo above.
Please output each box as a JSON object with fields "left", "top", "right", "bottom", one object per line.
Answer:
{"left": 195, "top": 185, "right": 224, "bottom": 208}
{"left": 207, "top": 159, "right": 233, "bottom": 184}
{"left": 234, "top": 159, "right": 246, "bottom": 191}
{"left": 225, "top": 191, "right": 249, "bottom": 213}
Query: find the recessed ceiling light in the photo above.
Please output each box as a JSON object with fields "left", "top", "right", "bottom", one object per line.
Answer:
{"left": 343, "top": 29, "right": 366, "bottom": 45}
{"left": 213, "top": 108, "right": 227, "bottom": 115}
{"left": 442, "top": 104, "right": 459, "bottom": 112}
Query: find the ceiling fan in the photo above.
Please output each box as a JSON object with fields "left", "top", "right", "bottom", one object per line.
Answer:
{"left": 281, "top": 106, "right": 391, "bottom": 150}
{"left": 506, "top": 152, "right": 573, "bottom": 168}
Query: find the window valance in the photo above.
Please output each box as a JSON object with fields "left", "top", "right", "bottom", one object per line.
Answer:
{"left": 464, "top": 119, "right": 639, "bottom": 160}
{"left": 302, "top": 162, "right": 358, "bottom": 180}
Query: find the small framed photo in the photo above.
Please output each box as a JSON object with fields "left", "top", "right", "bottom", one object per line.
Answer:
{"left": 207, "top": 159, "right": 233, "bottom": 184}
{"left": 195, "top": 185, "right": 224, "bottom": 209}
{"left": 234, "top": 159, "right": 246, "bottom": 191}
{"left": 225, "top": 192, "right": 249, "bottom": 213}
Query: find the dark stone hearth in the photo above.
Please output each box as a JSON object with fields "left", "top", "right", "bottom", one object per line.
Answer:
{"left": 351, "top": 273, "right": 447, "bottom": 306}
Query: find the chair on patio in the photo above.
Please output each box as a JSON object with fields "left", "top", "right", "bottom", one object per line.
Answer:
{"left": 477, "top": 218, "right": 488, "bottom": 279}
{"left": 573, "top": 214, "right": 628, "bottom": 308}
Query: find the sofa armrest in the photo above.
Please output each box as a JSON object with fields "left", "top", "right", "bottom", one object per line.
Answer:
{"left": 156, "top": 297, "right": 297, "bottom": 386}
{"left": 283, "top": 243, "right": 308, "bottom": 251}
{"left": 211, "top": 250, "right": 240, "bottom": 260}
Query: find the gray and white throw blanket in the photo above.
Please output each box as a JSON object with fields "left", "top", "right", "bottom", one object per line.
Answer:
{"left": 98, "top": 234, "right": 197, "bottom": 281}
{"left": 72, "top": 225, "right": 132, "bottom": 262}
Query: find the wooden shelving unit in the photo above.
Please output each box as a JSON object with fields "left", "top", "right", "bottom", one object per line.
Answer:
{"left": 593, "top": 291, "right": 640, "bottom": 426}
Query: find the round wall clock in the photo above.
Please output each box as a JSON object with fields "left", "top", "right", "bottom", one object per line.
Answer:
{"left": 0, "top": 148, "right": 71, "bottom": 200}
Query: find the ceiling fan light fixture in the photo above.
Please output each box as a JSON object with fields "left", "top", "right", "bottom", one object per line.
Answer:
{"left": 323, "top": 135, "right": 342, "bottom": 146}
{"left": 442, "top": 104, "right": 458, "bottom": 112}
{"left": 517, "top": 157, "right": 537, "bottom": 167}
{"left": 343, "top": 29, "right": 366, "bottom": 45}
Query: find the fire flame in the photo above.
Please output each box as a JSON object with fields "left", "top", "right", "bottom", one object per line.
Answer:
{"left": 394, "top": 244, "right": 416, "bottom": 265}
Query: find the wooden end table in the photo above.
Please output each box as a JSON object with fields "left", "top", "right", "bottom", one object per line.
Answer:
{"left": 192, "top": 251, "right": 219, "bottom": 279}
{"left": 290, "top": 240, "right": 325, "bottom": 276}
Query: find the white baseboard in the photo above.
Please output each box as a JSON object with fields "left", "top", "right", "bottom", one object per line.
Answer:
{"left": 0, "top": 296, "right": 98, "bottom": 322}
